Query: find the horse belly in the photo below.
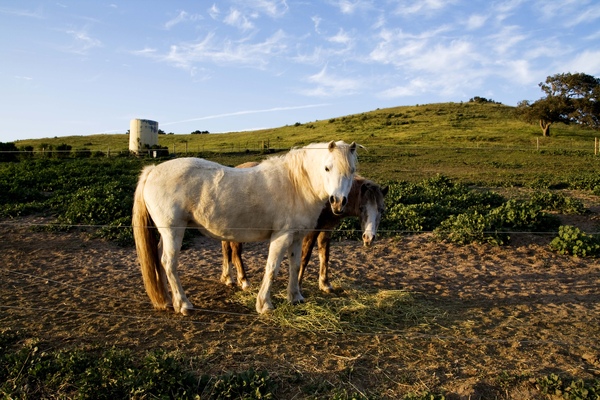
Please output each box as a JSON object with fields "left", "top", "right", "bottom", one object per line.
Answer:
{"left": 193, "top": 195, "right": 276, "bottom": 243}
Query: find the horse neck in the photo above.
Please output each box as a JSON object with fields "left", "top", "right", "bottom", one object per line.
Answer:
{"left": 345, "top": 176, "right": 366, "bottom": 217}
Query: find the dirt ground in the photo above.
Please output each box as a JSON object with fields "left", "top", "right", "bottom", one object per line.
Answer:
{"left": 1, "top": 216, "right": 599, "bottom": 399}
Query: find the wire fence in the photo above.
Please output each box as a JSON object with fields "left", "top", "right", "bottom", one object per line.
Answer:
{"left": 3, "top": 136, "right": 600, "bottom": 158}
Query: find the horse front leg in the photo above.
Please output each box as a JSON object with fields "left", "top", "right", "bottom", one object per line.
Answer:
{"left": 159, "top": 227, "right": 194, "bottom": 315}
{"left": 287, "top": 237, "right": 304, "bottom": 305}
{"left": 317, "top": 230, "right": 334, "bottom": 293}
{"left": 256, "top": 233, "right": 291, "bottom": 314}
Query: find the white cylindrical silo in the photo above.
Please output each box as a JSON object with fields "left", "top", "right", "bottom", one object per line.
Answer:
{"left": 129, "top": 119, "right": 159, "bottom": 154}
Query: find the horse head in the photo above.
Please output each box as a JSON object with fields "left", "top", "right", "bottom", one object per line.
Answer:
{"left": 323, "top": 141, "right": 357, "bottom": 215}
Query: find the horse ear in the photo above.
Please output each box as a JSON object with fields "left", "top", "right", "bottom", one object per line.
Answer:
{"left": 382, "top": 186, "right": 389, "bottom": 196}
{"left": 328, "top": 141, "right": 336, "bottom": 151}
{"left": 360, "top": 183, "right": 369, "bottom": 194}
{"left": 350, "top": 141, "right": 357, "bottom": 152}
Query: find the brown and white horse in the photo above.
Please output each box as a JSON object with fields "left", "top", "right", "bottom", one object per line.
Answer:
{"left": 133, "top": 141, "right": 357, "bottom": 314}
{"left": 221, "top": 172, "right": 387, "bottom": 293}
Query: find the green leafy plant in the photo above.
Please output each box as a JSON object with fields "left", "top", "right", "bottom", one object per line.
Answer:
{"left": 536, "top": 373, "right": 600, "bottom": 400}
{"left": 550, "top": 225, "right": 600, "bottom": 257}
{"left": 210, "top": 369, "right": 275, "bottom": 399}
{"left": 0, "top": 330, "right": 275, "bottom": 399}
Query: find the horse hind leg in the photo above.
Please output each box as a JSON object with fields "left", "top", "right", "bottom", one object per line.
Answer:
{"left": 231, "top": 242, "right": 250, "bottom": 290}
{"left": 299, "top": 231, "right": 319, "bottom": 289}
{"left": 317, "top": 231, "right": 334, "bottom": 293}
{"left": 159, "top": 226, "right": 194, "bottom": 315}
{"left": 220, "top": 241, "right": 235, "bottom": 287}
{"left": 220, "top": 241, "right": 250, "bottom": 290}
{"left": 157, "top": 238, "right": 173, "bottom": 308}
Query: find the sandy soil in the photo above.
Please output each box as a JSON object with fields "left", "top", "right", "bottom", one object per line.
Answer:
{"left": 1, "top": 217, "right": 599, "bottom": 399}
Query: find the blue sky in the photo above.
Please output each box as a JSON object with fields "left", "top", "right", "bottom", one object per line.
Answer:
{"left": 2, "top": 0, "right": 600, "bottom": 142}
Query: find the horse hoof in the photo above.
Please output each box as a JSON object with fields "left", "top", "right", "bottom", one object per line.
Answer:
{"left": 180, "top": 307, "right": 194, "bottom": 316}
{"left": 221, "top": 276, "right": 234, "bottom": 287}
{"left": 256, "top": 301, "right": 274, "bottom": 314}
{"left": 320, "top": 283, "right": 334, "bottom": 293}
{"left": 240, "top": 281, "right": 250, "bottom": 290}
{"left": 153, "top": 302, "right": 170, "bottom": 311}
{"left": 292, "top": 298, "right": 305, "bottom": 306}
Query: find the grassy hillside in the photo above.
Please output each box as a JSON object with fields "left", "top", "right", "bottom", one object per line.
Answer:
{"left": 11, "top": 102, "right": 600, "bottom": 186}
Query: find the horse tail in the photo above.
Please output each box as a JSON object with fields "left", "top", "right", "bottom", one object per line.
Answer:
{"left": 132, "top": 166, "right": 170, "bottom": 310}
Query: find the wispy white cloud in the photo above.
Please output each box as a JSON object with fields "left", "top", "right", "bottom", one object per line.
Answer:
{"left": 208, "top": 3, "right": 220, "bottom": 19}
{"left": 0, "top": 6, "right": 44, "bottom": 18}
{"left": 332, "top": 0, "right": 372, "bottom": 15}
{"left": 161, "top": 103, "right": 330, "bottom": 126}
{"left": 135, "top": 30, "right": 288, "bottom": 72}
{"left": 328, "top": 28, "right": 352, "bottom": 46}
{"left": 164, "top": 10, "right": 203, "bottom": 30}
{"left": 558, "top": 50, "right": 600, "bottom": 75}
{"left": 131, "top": 47, "right": 157, "bottom": 56}
{"left": 311, "top": 15, "right": 322, "bottom": 33}
{"left": 487, "top": 25, "right": 528, "bottom": 55}
{"left": 300, "top": 65, "right": 361, "bottom": 96}
{"left": 209, "top": 1, "right": 288, "bottom": 30}
{"left": 496, "top": 59, "right": 537, "bottom": 85}
{"left": 246, "top": 0, "right": 289, "bottom": 18}
{"left": 368, "top": 26, "right": 454, "bottom": 67}
{"left": 224, "top": 8, "right": 254, "bottom": 31}
{"left": 567, "top": 2, "right": 600, "bottom": 26}
{"left": 378, "top": 77, "right": 429, "bottom": 98}
{"left": 62, "top": 27, "right": 102, "bottom": 54}
{"left": 466, "top": 14, "right": 488, "bottom": 30}
{"left": 493, "top": 0, "right": 527, "bottom": 22}
{"left": 393, "top": 0, "right": 457, "bottom": 16}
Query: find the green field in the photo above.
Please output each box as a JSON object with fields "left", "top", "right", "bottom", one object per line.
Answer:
{"left": 12, "top": 102, "right": 600, "bottom": 187}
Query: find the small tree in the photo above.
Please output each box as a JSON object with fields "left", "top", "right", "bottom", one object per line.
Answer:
{"left": 516, "top": 72, "right": 600, "bottom": 136}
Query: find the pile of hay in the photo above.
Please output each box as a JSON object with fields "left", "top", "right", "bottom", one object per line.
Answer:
{"left": 232, "top": 280, "right": 443, "bottom": 334}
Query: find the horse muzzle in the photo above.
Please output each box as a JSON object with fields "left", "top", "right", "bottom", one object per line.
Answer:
{"left": 329, "top": 195, "right": 347, "bottom": 215}
{"left": 362, "top": 232, "right": 376, "bottom": 247}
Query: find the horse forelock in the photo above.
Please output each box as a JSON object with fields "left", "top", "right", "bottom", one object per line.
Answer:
{"left": 331, "top": 141, "right": 358, "bottom": 175}
{"left": 360, "top": 179, "right": 386, "bottom": 209}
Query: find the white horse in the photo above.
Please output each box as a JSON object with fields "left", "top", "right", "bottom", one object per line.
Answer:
{"left": 133, "top": 141, "right": 357, "bottom": 315}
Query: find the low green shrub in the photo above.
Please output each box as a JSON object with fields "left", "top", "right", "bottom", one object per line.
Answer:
{"left": 536, "top": 373, "right": 600, "bottom": 400}
{"left": 210, "top": 369, "right": 275, "bottom": 399}
{"left": 550, "top": 225, "right": 600, "bottom": 257}
{"left": 530, "top": 191, "right": 586, "bottom": 214}
{"left": 434, "top": 210, "right": 508, "bottom": 245}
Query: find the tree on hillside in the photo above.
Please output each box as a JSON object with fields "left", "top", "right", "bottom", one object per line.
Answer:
{"left": 516, "top": 72, "right": 600, "bottom": 137}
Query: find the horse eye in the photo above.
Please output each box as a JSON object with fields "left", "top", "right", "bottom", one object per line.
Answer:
{"left": 325, "top": 166, "right": 330, "bottom": 172}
